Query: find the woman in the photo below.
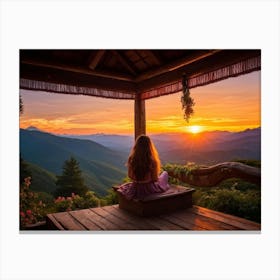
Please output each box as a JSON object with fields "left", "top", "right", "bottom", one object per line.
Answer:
{"left": 118, "top": 135, "right": 170, "bottom": 200}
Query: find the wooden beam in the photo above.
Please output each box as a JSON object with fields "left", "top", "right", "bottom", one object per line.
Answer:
{"left": 112, "top": 50, "right": 137, "bottom": 76}
{"left": 88, "top": 50, "right": 106, "bottom": 70}
{"left": 147, "top": 50, "right": 162, "bottom": 65}
{"left": 134, "top": 93, "right": 146, "bottom": 140}
{"left": 21, "top": 63, "right": 136, "bottom": 94}
{"left": 21, "top": 59, "right": 134, "bottom": 82}
{"left": 91, "top": 69, "right": 134, "bottom": 81}
{"left": 135, "top": 50, "right": 223, "bottom": 82}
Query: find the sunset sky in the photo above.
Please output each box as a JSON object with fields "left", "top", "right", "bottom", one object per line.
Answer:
{"left": 20, "top": 71, "right": 261, "bottom": 135}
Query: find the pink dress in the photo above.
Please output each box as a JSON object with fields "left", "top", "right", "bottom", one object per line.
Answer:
{"left": 117, "top": 171, "right": 170, "bottom": 200}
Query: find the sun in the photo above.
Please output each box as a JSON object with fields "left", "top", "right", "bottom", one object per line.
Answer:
{"left": 188, "top": 125, "right": 202, "bottom": 134}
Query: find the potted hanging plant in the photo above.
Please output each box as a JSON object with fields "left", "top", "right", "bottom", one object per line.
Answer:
{"left": 181, "top": 74, "right": 195, "bottom": 122}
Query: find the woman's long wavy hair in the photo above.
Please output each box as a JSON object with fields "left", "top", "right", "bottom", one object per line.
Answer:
{"left": 127, "top": 135, "right": 161, "bottom": 181}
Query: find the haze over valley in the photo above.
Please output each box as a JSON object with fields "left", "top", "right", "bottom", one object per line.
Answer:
{"left": 20, "top": 127, "right": 261, "bottom": 196}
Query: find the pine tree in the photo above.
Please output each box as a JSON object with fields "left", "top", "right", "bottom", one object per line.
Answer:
{"left": 54, "top": 157, "right": 88, "bottom": 197}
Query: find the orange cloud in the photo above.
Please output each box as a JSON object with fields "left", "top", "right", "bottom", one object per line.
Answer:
{"left": 20, "top": 71, "right": 261, "bottom": 135}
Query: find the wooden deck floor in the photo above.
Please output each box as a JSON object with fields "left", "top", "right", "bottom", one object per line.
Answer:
{"left": 46, "top": 205, "right": 260, "bottom": 231}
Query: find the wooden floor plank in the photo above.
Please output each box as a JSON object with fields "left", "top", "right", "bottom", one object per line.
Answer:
{"left": 47, "top": 214, "right": 65, "bottom": 230}
{"left": 102, "top": 205, "right": 158, "bottom": 230}
{"left": 52, "top": 212, "right": 87, "bottom": 230}
{"left": 191, "top": 206, "right": 261, "bottom": 230}
{"left": 144, "top": 216, "right": 185, "bottom": 230}
{"left": 47, "top": 205, "right": 261, "bottom": 231}
{"left": 69, "top": 210, "right": 102, "bottom": 230}
{"left": 80, "top": 208, "right": 120, "bottom": 230}
{"left": 168, "top": 209, "right": 241, "bottom": 230}
{"left": 109, "top": 205, "right": 185, "bottom": 230}
{"left": 90, "top": 207, "right": 137, "bottom": 230}
{"left": 160, "top": 212, "right": 205, "bottom": 230}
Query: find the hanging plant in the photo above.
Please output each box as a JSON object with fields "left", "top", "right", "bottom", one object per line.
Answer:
{"left": 20, "top": 95, "right": 23, "bottom": 114}
{"left": 181, "top": 74, "right": 195, "bottom": 122}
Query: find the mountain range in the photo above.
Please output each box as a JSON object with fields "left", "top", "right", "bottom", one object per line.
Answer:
{"left": 58, "top": 127, "right": 261, "bottom": 165}
{"left": 20, "top": 129, "right": 127, "bottom": 196}
{"left": 20, "top": 127, "right": 261, "bottom": 196}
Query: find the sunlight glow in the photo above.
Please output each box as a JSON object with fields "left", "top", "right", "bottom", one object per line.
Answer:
{"left": 188, "top": 125, "right": 202, "bottom": 134}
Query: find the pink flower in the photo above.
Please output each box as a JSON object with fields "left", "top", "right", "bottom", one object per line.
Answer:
{"left": 20, "top": 211, "right": 25, "bottom": 217}
{"left": 67, "top": 197, "right": 72, "bottom": 201}
{"left": 24, "top": 177, "right": 31, "bottom": 187}
{"left": 71, "top": 193, "right": 75, "bottom": 197}
{"left": 26, "top": 210, "right": 32, "bottom": 215}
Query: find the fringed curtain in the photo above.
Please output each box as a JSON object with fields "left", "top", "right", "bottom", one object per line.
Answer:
{"left": 141, "top": 81, "right": 182, "bottom": 100}
{"left": 20, "top": 78, "right": 136, "bottom": 100}
{"left": 188, "top": 56, "right": 261, "bottom": 88}
{"left": 20, "top": 56, "right": 260, "bottom": 100}
{"left": 141, "top": 56, "right": 261, "bottom": 100}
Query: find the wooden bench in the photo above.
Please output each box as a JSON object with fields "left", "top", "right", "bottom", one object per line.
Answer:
{"left": 113, "top": 185, "right": 195, "bottom": 217}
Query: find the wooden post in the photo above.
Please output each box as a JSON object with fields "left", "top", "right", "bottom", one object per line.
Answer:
{"left": 134, "top": 93, "right": 146, "bottom": 140}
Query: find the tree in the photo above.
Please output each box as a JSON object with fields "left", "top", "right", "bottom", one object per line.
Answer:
{"left": 54, "top": 157, "right": 88, "bottom": 197}
{"left": 20, "top": 155, "right": 31, "bottom": 184}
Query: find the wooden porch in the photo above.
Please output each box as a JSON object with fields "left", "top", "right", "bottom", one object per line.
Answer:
{"left": 46, "top": 205, "right": 261, "bottom": 231}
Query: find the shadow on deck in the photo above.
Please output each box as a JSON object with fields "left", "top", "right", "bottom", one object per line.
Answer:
{"left": 46, "top": 205, "right": 261, "bottom": 231}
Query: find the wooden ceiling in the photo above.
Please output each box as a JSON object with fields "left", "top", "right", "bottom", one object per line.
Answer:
{"left": 20, "top": 49, "right": 261, "bottom": 98}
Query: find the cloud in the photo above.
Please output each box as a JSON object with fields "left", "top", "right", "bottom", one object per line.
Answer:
{"left": 20, "top": 72, "right": 260, "bottom": 134}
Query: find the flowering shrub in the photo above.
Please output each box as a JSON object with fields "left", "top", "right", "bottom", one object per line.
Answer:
{"left": 54, "top": 191, "right": 99, "bottom": 212}
{"left": 20, "top": 177, "right": 46, "bottom": 227}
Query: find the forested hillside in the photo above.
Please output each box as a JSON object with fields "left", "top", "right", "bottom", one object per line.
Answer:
{"left": 20, "top": 129, "right": 127, "bottom": 195}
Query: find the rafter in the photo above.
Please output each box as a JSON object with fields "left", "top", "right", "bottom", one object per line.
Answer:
{"left": 147, "top": 50, "right": 162, "bottom": 65}
{"left": 21, "top": 59, "right": 134, "bottom": 82}
{"left": 88, "top": 50, "right": 106, "bottom": 70}
{"left": 112, "top": 50, "right": 137, "bottom": 76}
{"left": 135, "top": 50, "right": 223, "bottom": 82}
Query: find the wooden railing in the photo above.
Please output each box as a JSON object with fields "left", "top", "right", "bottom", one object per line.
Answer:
{"left": 166, "top": 162, "right": 261, "bottom": 187}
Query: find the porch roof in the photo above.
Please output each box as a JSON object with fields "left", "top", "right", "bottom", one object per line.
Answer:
{"left": 20, "top": 49, "right": 261, "bottom": 100}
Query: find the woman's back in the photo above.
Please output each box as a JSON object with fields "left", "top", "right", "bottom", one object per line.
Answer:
{"left": 118, "top": 135, "right": 170, "bottom": 200}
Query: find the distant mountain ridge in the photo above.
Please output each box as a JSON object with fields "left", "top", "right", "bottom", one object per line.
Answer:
{"left": 57, "top": 133, "right": 134, "bottom": 154}
{"left": 20, "top": 127, "right": 261, "bottom": 196}
{"left": 57, "top": 127, "right": 261, "bottom": 165}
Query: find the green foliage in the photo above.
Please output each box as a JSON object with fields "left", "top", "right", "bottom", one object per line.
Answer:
{"left": 215, "top": 178, "right": 259, "bottom": 191}
{"left": 100, "top": 188, "right": 119, "bottom": 206}
{"left": 233, "top": 159, "right": 261, "bottom": 168}
{"left": 20, "top": 95, "right": 23, "bottom": 114}
{"left": 53, "top": 191, "right": 99, "bottom": 212}
{"left": 20, "top": 177, "right": 47, "bottom": 228}
{"left": 181, "top": 77, "right": 195, "bottom": 122}
{"left": 55, "top": 157, "right": 89, "bottom": 197}
{"left": 191, "top": 178, "right": 261, "bottom": 223}
{"left": 163, "top": 163, "right": 261, "bottom": 223}
{"left": 20, "top": 156, "right": 32, "bottom": 184}
{"left": 36, "top": 191, "right": 54, "bottom": 207}
{"left": 162, "top": 162, "right": 198, "bottom": 176}
{"left": 122, "top": 176, "right": 132, "bottom": 183}
{"left": 27, "top": 161, "right": 57, "bottom": 193}
{"left": 194, "top": 188, "right": 261, "bottom": 223}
